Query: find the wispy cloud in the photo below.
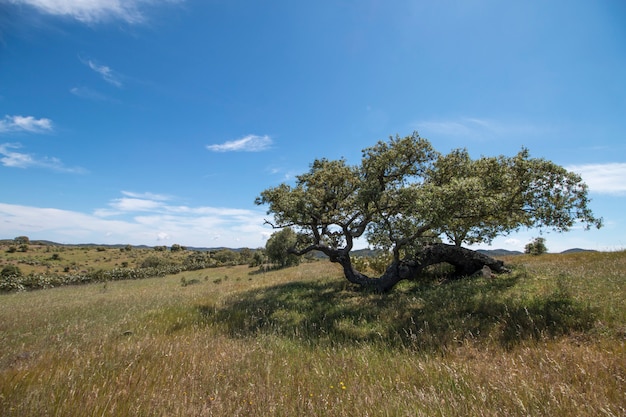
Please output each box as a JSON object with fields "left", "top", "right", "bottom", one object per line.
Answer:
{"left": 0, "top": 115, "right": 53, "bottom": 134}
{"left": 567, "top": 162, "right": 626, "bottom": 196}
{"left": 266, "top": 165, "right": 298, "bottom": 182}
{"left": 0, "top": 192, "right": 270, "bottom": 247}
{"left": 414, "top": 117, "right": 549, "bottom": 140}
{"left": 121, "top": 191, "right": 171, "bottom": 201}
{"left": 206, "top": 135, "right": 273, "bottom": 152}
{"left": 70, "top": 86, "right": 111, "bottom": 101}
{"left": 8, "top": 0, "right": 184, "bottom": 24}
{"left": 81, "top": 58, "right": 123, "bottom": 87}
{"left": 0, "top": 143, "right": 85, "bottom": 173}
{"left": 0, "top": 143, "right": 34, "bottom": 167}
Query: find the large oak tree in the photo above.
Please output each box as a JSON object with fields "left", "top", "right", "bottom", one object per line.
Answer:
{"left": 256, "top": 132, "right": 602, "bottom": 292}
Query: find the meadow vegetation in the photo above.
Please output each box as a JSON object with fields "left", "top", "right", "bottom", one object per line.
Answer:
{"left": 0, "top": 247, "right": 624, "bottom": 416}
{"left": 0, "top": 241, "right": 259, "bottom": 292}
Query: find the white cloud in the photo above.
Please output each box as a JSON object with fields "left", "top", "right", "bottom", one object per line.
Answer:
{"left": 121, "top": 191, "right": 171, "bottom": 201}
{"left": 89, "top": 191, "right": 271, "bottom": 247}
{"left": 0, "top": 115, "right": 53, "bottom": 133}
{"left": 206, "top": 135, "right": 273, "bottom": 152}
{"left": 82, "top": 59, "right": 123, "bottom": 87}
{"left": 156, "top": 232, "right": 170, "bottom": 241}
{"left": 0, "top": 143, "right": 34, "bottom": 167}
{"left": 110, "top": 197, "right": 165, "bottom": 212}
{"left": 8, "top": 0, "right": 183, "bottom": 24}
{"left": 567, "top": 162, "right": 626, "bottom": 195}
{"left": 0, "top": 143, "right": 85, "bottom": 173}
{"left": 0, "top": 191, "right": 271, "bottom": 247}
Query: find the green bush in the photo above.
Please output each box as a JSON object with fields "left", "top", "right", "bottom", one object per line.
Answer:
{"left": 1, "top": 265, "right": 22, "bottom": 277}
{"left": 140, "top": 255, "right": 167, "bottom": 268}
{"left": 525, "top": 237, "right": 548, "bottom": 255}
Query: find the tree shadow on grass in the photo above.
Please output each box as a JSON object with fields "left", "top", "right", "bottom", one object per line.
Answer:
{"left": 196, "top": 271, "right": 596, "bottom": 352}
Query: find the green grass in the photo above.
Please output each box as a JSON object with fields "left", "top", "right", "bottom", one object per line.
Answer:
{"left": 1, "top": 252, "right": 625, "bottom": 416}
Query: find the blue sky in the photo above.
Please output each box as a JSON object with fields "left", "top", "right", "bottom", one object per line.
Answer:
{"left": 1, "top": 0, "right": 625, "bottom": 252}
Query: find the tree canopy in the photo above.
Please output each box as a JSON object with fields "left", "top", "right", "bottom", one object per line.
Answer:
{"left": 525, "top": 237, "right": 548, "bottom": 255}
{"left": 256, "top": 132, "right": 602, "bottom": 291}
{"left": 265, "top": 227, "right": 301, "bottom": 268}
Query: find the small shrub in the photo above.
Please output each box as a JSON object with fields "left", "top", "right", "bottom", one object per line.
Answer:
{"left": 14, "top": 236, "right": 30, "bottom": 245}
{"left": 140, "top": 256, "right": 166, "bottom": 268}
{"left": 1, "top": 265, "right": 22, "bottom": 277}
{"left": 525, "top": 237, "right": 548, "bottom": 255}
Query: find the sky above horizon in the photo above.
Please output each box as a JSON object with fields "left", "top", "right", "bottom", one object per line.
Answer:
{"left": 1, "top": 0, "right": 625, "bottom": 253}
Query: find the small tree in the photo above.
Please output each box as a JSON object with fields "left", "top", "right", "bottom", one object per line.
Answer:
{"left": 525, "top": 237, "right": 548, "bottom": 255}
{"left": 238, "top": 248, "right": 254, "bottom": 265}
{"left": 14, "top": 236, "right": 30, "bottom": 245}
{"left": 265, "top": 228, "right": 301, "bottom": 268}
{"left": 170, "top": 244, "right": 183, "bottom": 252}
{"left": 249, "top": 250, "right": 266, "bottom": 267}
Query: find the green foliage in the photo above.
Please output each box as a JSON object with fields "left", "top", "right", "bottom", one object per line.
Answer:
{"left": 140, "top": 255, "right": 168, "bottom": 268}
{"left": 238, "top": 248, "right": 255, "bottom": 265}
{"left": 249, "top": 250, "right": 266, "bottom": 267}
{"left": 14, "top": 236, "right": 30, "bottom": 245}
{"left": 257, "top": 132, "right": 602, "bottom": 277}
{"left": 1, "top": 265, "right": 22, "bottom": 278}
{"left": 265, "top": 227, "right": 301, "bottom": 268}
{"left": 368, "top": 252, "right": 393, "bottom": 274}
{"left": 212, "top": 249, "right": 239, "bottom": 266}
{"left": 350, "top": 256, "right": 369, "bottom": 272}
{"left": 170, "top": 244, "right": 184, "bottom": 252}
{"left": 184, "top": 251, "right": 214, "bottom": 270}
{"left": 525, "top": 237, "right": 548, "bottom": 255}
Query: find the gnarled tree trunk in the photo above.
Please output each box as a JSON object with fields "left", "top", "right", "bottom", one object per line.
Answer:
{"left": 331, "top": 243, "right": 509, "bottom": 292}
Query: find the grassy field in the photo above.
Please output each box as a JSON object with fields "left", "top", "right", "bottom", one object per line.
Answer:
{"left": 0, "top": 242, "right": 206, "bottom": 276}
{"left": 1, "top": 249, "right": 625, "bottom": 416}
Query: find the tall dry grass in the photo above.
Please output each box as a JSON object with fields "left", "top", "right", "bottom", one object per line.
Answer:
{"left": 1, "top": 253, "right": 625, "bottom": 416}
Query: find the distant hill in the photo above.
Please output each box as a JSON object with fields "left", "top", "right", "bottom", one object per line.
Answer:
{"left": 479, "top": 248, "right": 598, "bottom": 256}
{"left": 0, "top": 238, "right": 597, "bottom": 256}
{"left": 477, "top": 249, "right": 524, "bottom": 257}
{"left": 560, "top": 248, "right": 598, "bottom": 254}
